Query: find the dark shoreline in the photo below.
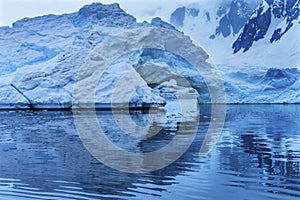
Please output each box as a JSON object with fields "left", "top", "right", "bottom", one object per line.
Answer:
{"left": 0, "top": 103, "right": 299, "bottom": 112}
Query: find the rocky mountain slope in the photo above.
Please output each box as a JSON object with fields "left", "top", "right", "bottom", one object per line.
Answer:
{"left": 169, "top": 0, "right": 299, "bottom": 67}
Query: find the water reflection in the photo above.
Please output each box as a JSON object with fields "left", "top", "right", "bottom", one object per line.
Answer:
{"left": 216, "top": 105, "right": 300, "bottom": 199}
{"left": 0, "top": 105, "right": 299, "bottom": 199}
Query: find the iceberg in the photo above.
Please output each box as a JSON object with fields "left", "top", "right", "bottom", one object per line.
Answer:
{"left": 0, "top": 3, "right": 217, "bottom": 109}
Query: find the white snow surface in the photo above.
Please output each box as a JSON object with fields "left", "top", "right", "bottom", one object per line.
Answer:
{"left": 166, "top": 1, "right": 300, "bottom": 68}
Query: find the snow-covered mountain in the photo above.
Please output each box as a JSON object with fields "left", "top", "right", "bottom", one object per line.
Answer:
{"left": 171, "top": 0, "right": 260, "bottom": 39}
{"left": 166, "top": 0, "right": 299, "bottom": 103}
{"left": 168, "top": 0, "right": 299, "bottom": 67}
{"left": 233, "top": 0, "right": 300, "bottom": 53}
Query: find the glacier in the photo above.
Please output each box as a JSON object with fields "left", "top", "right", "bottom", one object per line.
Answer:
{"left": 218, "top": 66, "right": 300, "bottom": 103}
{"left": 0, "top": 2, "right": 299, "bottom": 109}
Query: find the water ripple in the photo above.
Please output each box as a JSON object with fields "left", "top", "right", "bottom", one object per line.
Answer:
{"left": 0, "top": 105, "right": 299, "bottom": 199}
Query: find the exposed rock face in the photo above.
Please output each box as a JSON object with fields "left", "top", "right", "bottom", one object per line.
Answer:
{"left": 233, "top": 0, "right": 300, "bottom": 53}
{"left": 170, "top": 7, "right": 186, "bottom": 28}
{"left": 216, "top": 0, "right": 259, "bottom": 38}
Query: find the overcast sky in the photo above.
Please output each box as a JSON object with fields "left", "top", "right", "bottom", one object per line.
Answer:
{"left": 0, "top": 0, "right": 191, "bottom": 26}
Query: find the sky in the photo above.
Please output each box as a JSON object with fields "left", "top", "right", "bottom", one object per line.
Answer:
{"left": 0, "top": 0, "right": 191, "bottom": 26}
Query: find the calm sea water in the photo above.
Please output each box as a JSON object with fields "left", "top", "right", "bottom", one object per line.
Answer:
{"left": 0, "top": 105, "right": 299, "bottom": 200}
